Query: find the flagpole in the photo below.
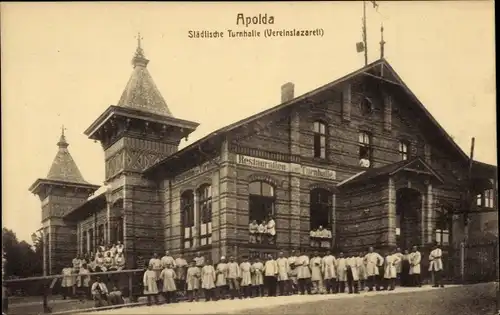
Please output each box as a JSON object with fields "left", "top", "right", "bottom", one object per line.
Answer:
{"left": 363, "top": 0, "right": 368, "bottom": 65}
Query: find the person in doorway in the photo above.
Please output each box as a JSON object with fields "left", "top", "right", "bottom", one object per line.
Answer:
{"left": 227, "top": 256, "right": 241, "bottom": 299}
{"left": 143, "top": 265, "right": 160, "bottom": 305}
{"left": 249, "top": 220, "right": 259, "bottom": 244}
{"left": 429, "top": 243, "right": 444, "bottom": 288}
{"left": 266, "top": 216, "right": 277, "bottom": 245}
{"left": 296, "top": 250, "right": 312, "bottom": 295}
{"left": 160, "top": 264, "right": 177, "bottom": 304}
{"left": 322, "top": 250, "right": 337, "bottom": 294}
{"left": 409, "top": 246, "right": 422, "bottom": 287}
{"left": 251, "top": 257, "right": 265, "bottom": 297}
{"left": 239, "top": 256, "right": 253, "bottom": 298}
{"left": 91, "top": 276, "right": 109, "bottom": 307}
{"left": 201, "top": 259, "right": 216, "bottom": 302}
{"left": 215, "top": 256, "right": 229, "bottom": 299}
{"left": 186, "top": 260, "right": 200, "bottom": 302}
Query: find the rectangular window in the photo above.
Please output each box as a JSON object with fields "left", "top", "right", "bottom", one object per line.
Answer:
{"left": 82, "top": 231, "right": 87, "bottom": 254}
{"left": 313, "top": 122, "right": 327, "bottom": 159}
{"left": 359, "top": 132, "right": 372, "bottom": 167}
{"left": 399, "top": 141, "right": 409, "bottom": 161}
{"left": 98, "top": 224, "right": 105, "bottom": 247}
{"left": 476, "top": 194, "right": 483, "bottom": 206}
{"left": 485, "top": 189, "right": 494, "bottom": 208}
{"left": 88, "top": 228, "right": 94, "bottom": 253}
{"left": 181, "top": 191, "right": 195, "bottom": 249}
{"left": 199, "top": 185, "right": 212, "bottom": 246}
{"left": 435, "top": 229, "right": 449, "bottom": 245}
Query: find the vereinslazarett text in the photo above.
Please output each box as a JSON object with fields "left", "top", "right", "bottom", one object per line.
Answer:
{"left": 187, "top": 28, "right": 324, "bottom": 39}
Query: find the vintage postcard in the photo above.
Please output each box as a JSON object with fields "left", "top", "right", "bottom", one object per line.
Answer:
{"left": 1, "top": 1, "right": 497, "bottom": 315}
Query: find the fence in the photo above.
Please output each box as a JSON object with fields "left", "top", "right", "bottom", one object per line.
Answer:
{"left": 3, "top": 268, "right": 147, "bottom": 315}
{"left": 461, "top": 240, "right": 499, "bottom": 284}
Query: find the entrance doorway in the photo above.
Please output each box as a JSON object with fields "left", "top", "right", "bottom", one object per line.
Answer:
{"left": 396, "top": 188, "right": 422, "bottom": 250}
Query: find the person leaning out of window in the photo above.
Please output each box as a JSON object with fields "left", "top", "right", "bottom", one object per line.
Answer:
{"left": 248, "top": 220, "right": 259, "bottom": 244}
{"left": 266, "top": 215, "right": 276, "bottom": 244}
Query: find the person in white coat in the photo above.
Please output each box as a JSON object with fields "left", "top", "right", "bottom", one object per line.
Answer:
{"left": 201, "top": 260, "right": 217, "bottom": 302}
{"left": 239, "top": 256, "right": 253, "bottom": 298}
{"left": 186, "top": 260, "right": 200, "bottom": 302}
{"left": 227, "top": 256, "right": 242, "bottom": 299}
{"left": 160, "top": 264, "right": 177, "bottom": 303}
{"left": 409, "top": 246, "right": 422, "bottom": 287}
{"left": 321, "top": 251, "right": 337, "bottom": 294}
{"left": 429, "top": 243, "right": 444, "bottom": 288}
{"left": 143, "top": 265, "right": 160, "bottom": 305}
{"left": 393, "top": 247, "right": 404, "bottom": 287}
{"left": 296, "top": 250, "right": 312, "bottom": 295}
{"left": 276, "top": 251, "right": 290, "bottom": 296}
{"left": 264, "top": 254, "right": 278, "bottom": 296}
{"left": 364, "top": 247, "right": 384, "bottom": 291}
{"left": 287, "top": 250, "right": 298, "bottom": 294}
{"left": 215, "top": 256, "right": 229, "bottom": 299}
{"left": 251, "top": 257, "right": 265, "bottom": 297}
{"left": 346, "top": 255, "right": 360, "bottom": 294}
{"left": 310, "top": 252, "right": 323, "bottom": 294}
{"left": 356, "top": 252, "right": 367, "bottom": 292}
{"left": 266, "top": 215, "right": 277, "bottom": 244}
{"left": 384, "top": 249, "right": 401, "bottom": 291}
{"left": 336, "top": 252, "right": 348, "bottom": 293}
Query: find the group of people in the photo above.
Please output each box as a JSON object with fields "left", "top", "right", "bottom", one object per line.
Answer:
{"left": 309, "top": 226, "right": 333, "bottom": 248}
{"left": 60, "top": 241, "right": 126, "bottom": 302}
{"left": 138, "top": 243, "right": 445, "bottom": 305}
{"left": 248, "top": 216, "right": 276, "bottom": 244}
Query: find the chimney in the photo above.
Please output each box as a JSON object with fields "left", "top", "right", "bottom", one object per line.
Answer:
{"left": 281, "top": 82, "right": 295, "bottom": 103}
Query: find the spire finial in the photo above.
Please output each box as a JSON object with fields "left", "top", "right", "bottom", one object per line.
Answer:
{"left": 380, "top": 22, "right": 386, "bottom": 59}
{"left": 57, "top": 125, "right": 69, "bottom": 148}
{"left": 132, "top": 32, "right": 149, "bottom": 68}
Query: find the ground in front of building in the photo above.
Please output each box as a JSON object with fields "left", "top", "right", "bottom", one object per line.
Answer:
{"left": 86, "top": 282, "right": 498, "bottom": 315}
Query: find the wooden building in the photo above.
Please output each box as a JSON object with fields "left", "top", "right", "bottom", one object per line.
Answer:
{"left": 29, "top": 41, "right": 497, "bottom": 275}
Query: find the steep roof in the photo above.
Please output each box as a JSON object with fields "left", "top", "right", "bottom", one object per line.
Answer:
{"left": 45, "top": 128, "right": 90, "bottom": 185}
{"left": 116, "top": 36, "right": 173, "bottom": 117}
{"left": 145, "top": 58, "right": 470, "bottom": 174}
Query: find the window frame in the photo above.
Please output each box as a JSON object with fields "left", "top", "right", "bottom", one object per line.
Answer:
{"left": 435, "top": 209, "right": 449, "bottom": 246}
{"left": 198, "top": 184, "right": 213, "bottom": 246}
{"left": 248, "top": 181, "right": 276, "bottom": 224}
{"left": 399, "top": 140, "right": 410, "bottom": 161}
{"left": 484, "top": 189, "right": 494, "bottom": 208}
{"left": 309, "top": 188, "right": 333, "bottom": 231}
{"left": 358, "top": 131, "right": 373, "bottom": 166}
{"left": 313, "top": 121, "right": 327, "bottom": 159}
{"left": 181, "top": 190, "right": 195, "bottom": 249}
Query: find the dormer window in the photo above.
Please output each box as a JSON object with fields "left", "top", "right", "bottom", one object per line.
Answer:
{"left": 313, "top": 121, "right": 327, "bottom": 159}
{"left": 399, "top": 140, "right": 409, "bottom": 161}
{"left": 359, "top": 131, "right": 372, "bottom": 167}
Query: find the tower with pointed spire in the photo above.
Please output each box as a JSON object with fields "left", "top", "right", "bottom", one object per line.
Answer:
{"left": 29, "top": 127, "right": 99, "bottom": 275}
{"left": 84, "top": 34, "right": 199, "bottom": 264}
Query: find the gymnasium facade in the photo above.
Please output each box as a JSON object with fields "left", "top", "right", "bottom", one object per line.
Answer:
{"left": 30, "top": 42, "right": 498, "bottom": 275}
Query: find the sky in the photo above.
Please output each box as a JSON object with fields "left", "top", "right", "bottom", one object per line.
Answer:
{"left": 1, "top": 1, "right": 496, "bottom": 243}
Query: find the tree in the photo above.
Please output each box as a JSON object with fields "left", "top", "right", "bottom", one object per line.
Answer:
{"left": 2, "top": 228, "right": 43, "bottom": 278}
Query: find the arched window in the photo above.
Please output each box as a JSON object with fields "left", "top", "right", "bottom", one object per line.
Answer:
{"left": 399, "top": 140, "right": 409, "bottom": 161}
{"left": 309, "top": 189, "right": 332, "bottom": 230}
{"left": 313, "top": 121, "right": 327, "bottom": 159}
{"left": 359, "top": 131, "right": 372, "bottom": 167}
{"left": 249, "top": 181, "right": 275, "bottom": 224}
{"left": 198, "top": 185, "right": 212, "bottom": 246}
{"left": 181, "top": 190, "right": 195, "bottom": 249}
